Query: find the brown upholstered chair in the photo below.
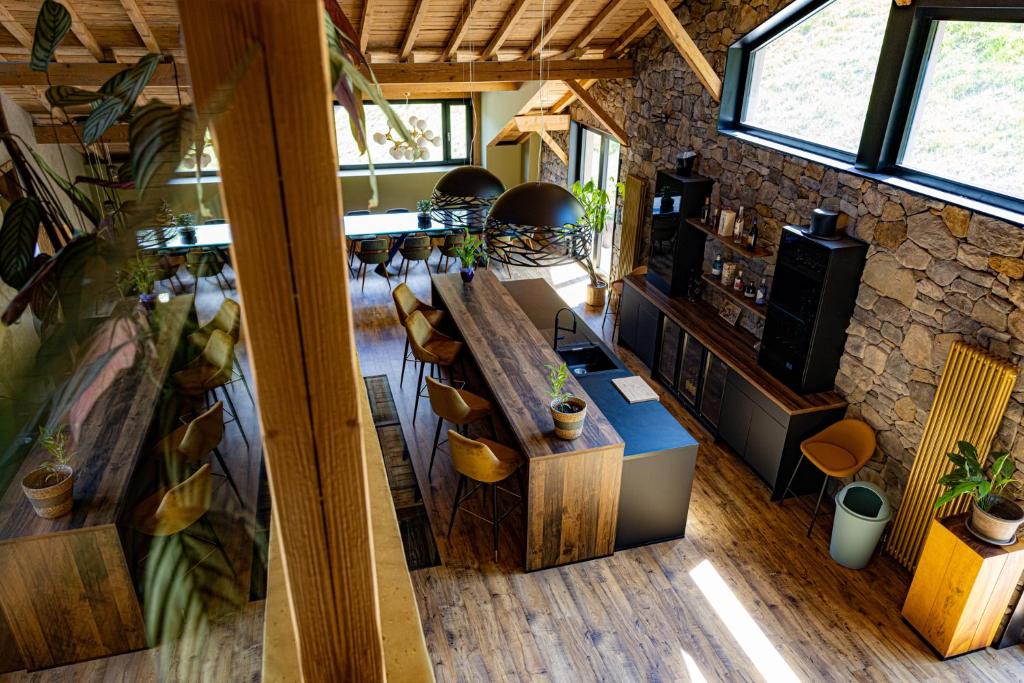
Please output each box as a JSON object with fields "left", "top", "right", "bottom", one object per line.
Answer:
{"left": 189, "top": 298, "right": 241, "bottom": 350}
{"left": 186, "top": 248, "right": 231, "bottom": 294}
{"left": 404, "top": 310, "right": 463, "bottom": 423}
{"left": 354, "top": 238, "right": 391, "bottom": 291}
{"left": 398, "top": 234, "right": 432, "bottom": 281}
{"left": 446, "top": 431, "right": 524, "bottom": 560}
{"left": 425, "top": 376, "right": 493, "bottom": 480}
{"left": 173, "top": 330, "right": 249, "bottom": 450}
{"left": 152, "top": 401, "right": 243, "bottom": 507}
{"left": 436, "top": 232, "right": 465, "bottom": 273}
{"left": 392, "top": 283, "right": 445, "bottom": 387}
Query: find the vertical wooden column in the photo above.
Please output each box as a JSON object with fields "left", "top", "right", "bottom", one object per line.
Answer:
{"left": 177, "top": 1, "right": 385, "bottom": 680}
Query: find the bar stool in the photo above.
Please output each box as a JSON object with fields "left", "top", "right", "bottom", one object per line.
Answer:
{"left": 398, "top": 234, "right": 432, "bottom": 281}
{"left": 354, "top": 238, "right": 391, "bottom": 291}
{"left": 779, "top": 419, "right": 877, "bottom": 537}
{"left": 173, "top": 330, "right": 249, "bottom": 450}
{"left": 392, "top": 283, "right": 445, "bottom": 387}
{"left": 604, "top": 266, "right": 647, "bottom": 331}
{"left": 188, "top": 298, "right": 254, "bottom": 406}
{"left": 425, "top": 376, "right": 493, "bottom": 480}
{"left": 151, "top": 401, "right": 244, "bottom": 507}
{"left": 447, "top": 431, "right": 524, "bottom": 560}
{"left": 404, "top": 310, "right": 462, "bottom": 423}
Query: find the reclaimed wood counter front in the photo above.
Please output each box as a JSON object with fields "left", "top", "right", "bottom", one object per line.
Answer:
{"left": 432, "top": 271, "right": 624, "bottom": 571}
{"left": 0, "top": 296, "right": 192, "bottom": 672}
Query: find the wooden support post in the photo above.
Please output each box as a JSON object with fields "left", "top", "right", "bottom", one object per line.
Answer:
{"left": 642, "top": 0, "right": 722, "bottom": 101}
{"left": 562, "top": 80, "right": 627, "bottom": 145}
{"left": 178, "top": 0, "right": 385, "bottom": 680}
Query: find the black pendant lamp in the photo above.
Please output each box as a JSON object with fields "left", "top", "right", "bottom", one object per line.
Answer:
{"left": 484, "top": 182, "right": 588, "bottom": 268}
{"left": 430, "top": 165, "right": 506, "bottom": 229}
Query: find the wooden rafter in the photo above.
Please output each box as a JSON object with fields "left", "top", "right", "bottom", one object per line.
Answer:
{"left": 561, "top": 0, "right": 629, "bottom": 59}
{"left": 63, "top": 0, "right": 104, "bottom": 61}
{"left": 530, "top": 0, "right": 587, "bottom": 57}
{"left": 514, "top": 114, "right": 570, "bottom": 132}
{"left": 551, "top": 77, "right": 595, "bottom": 112}
{"left": 119, "top": 0, "right": 160, "bottom": 53}
{"left": 34, "top": 124, "right": 129, "bottom": 144}
{"left": 399, "top": 0, "right": 431, "bottom": 61}
{"left": 483, "top": 0, "right": 532, "bottom": 60}
{"left": 0, "top": 6, "right": 36, "bottom": 53}
{"left": 360, "top": 0, "right": 375, "bottom": 53}
{"left": 605, "top": 11, "right": 656, "bottom": 58}
{"left": 487, "top": 118, "right": 520, "bottom": 147}
{"left": 444, "top": 0, "right": 483, "bottom": 61}
{"left": 643, "top": 0, "right": 721, "bottom": 101}
{"left": 365, "top": 59, "right": 634, "bottom": 84}
{"left": 562, "top": 79, "right": 626, "bottom": 144}
{"left": 537, "top": 128, "right": 567, "bottom": 165}
{"left": 0, "top": 63, "right": 181, "bottom": 87}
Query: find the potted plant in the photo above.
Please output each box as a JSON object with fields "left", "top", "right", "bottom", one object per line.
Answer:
{"left": 176, "top": 212, "right": 198, "bottom": 244}
{"left": 117, "top": 254, "right": 159, "bottom": 310}
{"left": 934, "top": 440, "right": 1024, "bottom": 544}
{"left": 417, "top": 198, "right": 433, "bottom": 227}
{"left": 571, "top": 179, "right": 625, "bottom": 308}
{"left": 22, "top": 425, "right": 75, "bottom": 519}
{"left": 452, "top": 229, "right": 484, "bottom": 283}
{"left": 545, "top": 362, "right": 587, "bottom": 440}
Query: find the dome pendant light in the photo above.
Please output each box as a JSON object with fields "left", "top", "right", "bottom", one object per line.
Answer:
{"left": 484, "top": 181, "right": 588, "bottom": 268}
{"left": 430, "top": 165, "right": 506, "bottom": 228}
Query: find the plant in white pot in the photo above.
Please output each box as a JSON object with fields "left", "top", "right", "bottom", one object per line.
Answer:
{"left": 22, "top": 425, "right": 75, "bottom": 519}
{"left": 934, "top": 440, "right": 1023, "bottom": 544}
{"left": 545, "top": 362, "right": 587, "bottom": 440}
{"left": 571, "top": 178, "right": 625, "bottom": 308}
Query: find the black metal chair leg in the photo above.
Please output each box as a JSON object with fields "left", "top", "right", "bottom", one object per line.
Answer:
{"left": 808, "top": 475, "right": 830, "bottom": 538}
{"left": 213, "top": 446, "right": 245, "bottom": 508}
{"left": 779, "top": 454, "right": 805, "bottom": 506}
{"left": 413, "top": 360, "right": 426, "bottom": 423}
{"left": 198, "top": 515, "right": 236, "bottom": 580}
{"left": 400, "top": 337, "right": 411, "bottom": 387}
{"left": 491, "top": 482, "right": 499, "bottom": 561}
{"left": 429, "top": 417, "right": 444, "bottom": 480}
{"left": 447, "top": 475, "right": 466, "bottom": 539}
{"left": 219, "top": 385, "right": 250, "bottom": 450}
{"left": 360, "top": 263, "right": 368, "bottom": 291}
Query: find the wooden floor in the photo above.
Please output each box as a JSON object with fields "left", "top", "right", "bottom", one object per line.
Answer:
{"left": 350, "top": 257, "right": 1024, "bottom": 682}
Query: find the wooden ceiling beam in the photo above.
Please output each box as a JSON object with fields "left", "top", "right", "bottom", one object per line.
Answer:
{"left": 0, "top": 63, "right": 182, "bottom": 87}
{"left": 34, "top": 124, "right": 129, "bottom": 145}
{"left": 537, "top": 129, "right": 568, "bottom": 165}
{"left": 399, "top": 0, "right": 431, "bottom": 61}
{"left": 487, "top": 118, "right": 520, "bottom": 147}
{"left": 63, "top": 0, "right": 104, "bottom": 61}
{"left": 562, "top": 79, "right": 626, "bottom": 144}
{"left": 360, "top": 0, "right": 375, "bottom": 53}
{"left": 530, "top": 0, "right": 587, "bottom": 58}
{"left": 364, "top": 59, "right": 634, "bottom": 84}
{"left": 0, "top": 7, "right": 36, "bottom": 52}
{"left": 551, "top": 77, "right": 595, "bottom": 112}
{"left": 561, "top": 0, "right": 629, "bottom": 59}
{"left": 642, "top": 0, "right": 721, "bottom": 101}
{"left": 514, "top": 114, "right": 570, "bottom": 132}
{"left": 605, "top": 12, "right": 656, "bottom": 58}
{"left": 119, "top": 0, "right": 160, "bottom": 53}
{"left": 482, "top": 0, "right": 532, "bottom": 60}
{"left": 443, "top": 0, "right": 482, "bottom": 61}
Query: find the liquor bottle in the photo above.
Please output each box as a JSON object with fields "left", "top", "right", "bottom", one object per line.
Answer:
{"left": 733, "top": 270, "right": 744, "bottom": 292}
{"left": 755, "top": 279, "right": 768, "bottom": 305}
{"left": 701, "top": 196, "right": 711, "bottom": 223}
{"left": 733, "top": 207, "right": 745, "bottom": 244}
{"left": 711, "top": 253, "right": 723, "bottom": 277}
{"left": 747, "top": 216, "right": 759, "bottom": 250}
{"left": 744, "top": 281, "right": 756, "bottom": 299}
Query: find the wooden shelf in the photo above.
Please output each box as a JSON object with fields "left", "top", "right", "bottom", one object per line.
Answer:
{"left": 702, "top": 273, "right": 767, "bottom": 319}
{"left": 687, "top": 218, "right": 774, "bottom": 260}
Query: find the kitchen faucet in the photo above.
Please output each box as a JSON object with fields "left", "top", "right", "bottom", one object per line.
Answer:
{"left": 553, "top": 307, "right": 577, "bottom": 351}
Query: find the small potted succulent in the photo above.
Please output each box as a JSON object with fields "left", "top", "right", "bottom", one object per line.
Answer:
{"left": 452, "top": 229, "right": 484, "bottom": 283}
{"left": 22, "top": 425, "right": 75, "bottom": 519}
{"left": 545, "top": 362, "right": 587, "bottom": 440}
{"left": 934, "top": 440, "right": 1024, "bottom": 545}
{"left": 417, "top": 199, "right": 433, "bottom": 227}
{"left": 176, "top": 211, "right": 197, "bottom": 244}
{"left": 117, "top": 254, "right": 159, "bottom": 311}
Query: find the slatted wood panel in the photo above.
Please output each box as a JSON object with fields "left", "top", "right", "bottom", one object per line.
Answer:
{"left": 886, "top": 342, "right": 1019, "bottom": 571}
{"left": 616, "top": 173, "right": 647, "bottom": 278}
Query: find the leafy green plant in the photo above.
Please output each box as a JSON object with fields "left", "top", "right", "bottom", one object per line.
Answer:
{"left": 570, "top": 178, "right": 625, "bottom": 287}
{"left": 37, "top": 424, "right": 70, "bottom": 474}
{"left": 116, "top": 254, "right": 158, "bottom": 297}
{"left": 175, "top": 212, "right": 197, "bottom": 229}
{"left": 452, "top": 229, "right": 484, "bottom": 268}
{"left": 417, "top": 198, "right": 432, "bottom": 214}
{"left": 544, "top": 362, "right": 574, "bottom": 411}
{"left": 934, "top": 440, "right": 1018, "bottom": 512}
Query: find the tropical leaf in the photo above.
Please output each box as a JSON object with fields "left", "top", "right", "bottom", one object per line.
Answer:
{"left": 934, "top": 481, "right": 983, "bottom": 510}
{"left": 30, "top": 150, "right": 102, "bottom": 226}
{"left": 45, "top": 85, "right": 106, "bottom": 109}
{"left": 2, "top": 252, "right": 57, "bottom": 325}
{"left": 31, "top": 0, "right": 71, "bottom": 72}
{"left": 82, "top": 97, "right": 127, "bottom": 145}
{"left": 130, "top": 101, "right": 197, "bottom": 194}
{"left": 74, "top": 175, "right": 135, "bottom": 191}
{"left": 99, "top": 54, "right": 161, "bottom": 111}
{"left": 0, "top": 197, "right": 43, "bottom": 289}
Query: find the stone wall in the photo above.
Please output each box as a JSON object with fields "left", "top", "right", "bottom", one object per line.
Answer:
{"left": 540, "top": 0, "right": 1024, "bottom": 507}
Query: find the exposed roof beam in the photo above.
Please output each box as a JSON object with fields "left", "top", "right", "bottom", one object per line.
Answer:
{"left": 443, "top": 0, "right": 481, "bottom": 61}
{"left": 0, "top": 7, "right": 36, "bottom": 52}
{"left": 487, "top": 118, "right": 520, "bottom": 147}
{"left": 537, "top": 128, "right": 568, "bottom": 165}
{"left": 63, "top": 0, "right": 104, "bottom": 61}
{"left": 113, "top": 47, "right": 187, "bottom": 63}
{"left": 399, "top": 0, "right": 431, "bottom": 61}
{"left": 381, "top": 81, "right": 518, "bottom": 96}
{"left": 551, "top": 77, "right": 595, "bottom": 112}
{"left": 605, "top": 12, "right": 656, "bottom": 58}
{"left": 119, "top": 0, "right": 160, "bottom": 53}
{"left": 643, "top": 0, "right": 721, "bottom": 101}
{"left": 530, "top": 0, "right": 587, "bottom": 58}
{"left": 360, "top": 0, "right": 375, "bottom": 53}
{"left": 0, "top": 63, "right": 181, "bottom": 87}
{"left": 561, "top": 0, "right": 629, "bottom": 59}
{"left": 562, "top": 79, "right": 626, "bottom": 144}
{"left": 35, "top": 124, "right": 130, "bottom": 145}
{"left": 514, "top": 114, "right": 570, "bottom": 132}
{"left": 482, "top": 0, "right": 532, "bottom": 60}
{"left": 364, "top": 59, "right": 634, "bottom": 84}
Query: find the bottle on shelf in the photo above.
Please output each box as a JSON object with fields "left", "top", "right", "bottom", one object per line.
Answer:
{"left": 701, "top": 196, "right": 711, "bottom": 223}
{"left": 733, "top": 270, "right": 744, "bottom": 292}
{"left": 733, "top": 207, "right": 745, "bottom": 244}
{"left": 744, "top": 281, "right": 756, "bottom": 299}
{"left": 747, "top": 215, "right": 759, "bottom": 250}
{"left": 711, "top": 252, "right": 723, "bottom": 278}
{"left": 755, "top": 279, "right": 768, "bottom": 305}
{"left": 721, "top": 261, "right": 737, "bottom": 288}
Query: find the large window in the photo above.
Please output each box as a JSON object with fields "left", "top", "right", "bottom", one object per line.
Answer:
{"left": 334, "top": 99, "right": 471, "bottom": 170}
{"left": 569, "top": 123, "right": 622, "bottom": 275}
{"left": 720, "top": 0, "right": 1024, "bottom": 216}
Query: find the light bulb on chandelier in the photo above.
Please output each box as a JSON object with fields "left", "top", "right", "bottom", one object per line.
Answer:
{"left": 373, "top": 115, "right": 441, "bottom": 161}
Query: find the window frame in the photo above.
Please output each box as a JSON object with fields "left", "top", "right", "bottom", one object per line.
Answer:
{"left": 567, "top": 121, "right": 622, "bottom": 271}
{"left": 719, "top": 0, "right": 1024, "bottom": 218}
{"left": 334, "top": 98, "right": 472, "bottom": 171}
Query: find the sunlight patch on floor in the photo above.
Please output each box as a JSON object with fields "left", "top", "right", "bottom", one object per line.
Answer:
{"left": 689, "top": 560, "right": 801, "bottom": 683}
{"left": 545, "top": 263, "right": 590, "bottom": 307}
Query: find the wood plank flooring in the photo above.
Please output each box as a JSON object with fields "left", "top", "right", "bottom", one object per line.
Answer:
{"left": 350, "top": 256, "right": 1024, "bottom": 682}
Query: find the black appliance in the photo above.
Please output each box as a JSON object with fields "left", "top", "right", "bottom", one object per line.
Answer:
{"left": 645, "top": 171, "right": 713, "bottom": 297}
{"left": 759, "top": 226, "right": 867, "bottom": 394}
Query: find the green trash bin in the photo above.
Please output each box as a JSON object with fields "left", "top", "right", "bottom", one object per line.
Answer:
{"left": 830, "top": 481, "right": 891, "bottom": 569}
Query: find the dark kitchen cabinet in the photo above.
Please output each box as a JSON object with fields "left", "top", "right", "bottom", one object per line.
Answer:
{"left": 698, "top": 354, "right": 728, "bottom": 429}
{"left": 618, "top": 282, "right": 660, "bottom": 371}
{"left": 657, "top": 319, "right": 682, "bottom": 391}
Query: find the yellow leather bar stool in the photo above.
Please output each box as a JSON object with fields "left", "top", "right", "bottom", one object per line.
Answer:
{"left": 779, "top": 418, "right": 877, "bottom": 537}
{"left": 425, "top": 376, "right": 493, "bottom": 480}
{"left": 446, "top": 430, "right": 525, "bottom": 560}
{"left": 393, "top": 283, "right": 445, "bottom": 387}
{"left": 188, "top": 298, "right": 254, "bottom": 407}
{"left": 404, "top": 310, "right": 463, "bottom": 423}
{"left": 173, "top": 330, "right": 249, "bottom": 450}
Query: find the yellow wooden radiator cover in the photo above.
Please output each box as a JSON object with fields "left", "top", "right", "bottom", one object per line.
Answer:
{"left": 885, "top": 341, "right": 1019, "bottom": 571}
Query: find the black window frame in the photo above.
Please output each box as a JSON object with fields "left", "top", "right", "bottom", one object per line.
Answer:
{"left": 567, "top": 121, "right": 623, "bottom": 269}
{"left": 334, "top": 98, "right": 473, "bottom": 171}
{"left": 719, "top": 0, "right": 1024, "bottom": 219}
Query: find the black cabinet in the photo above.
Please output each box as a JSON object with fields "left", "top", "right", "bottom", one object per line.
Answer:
{"left": 698, "top": 354, "right": 728, "bottom": 429}
{"left": 618, "top": 282, "right": 660, "bottom": 371}
{"left": 645, "top": 171, "right": 713, "bottom": 297}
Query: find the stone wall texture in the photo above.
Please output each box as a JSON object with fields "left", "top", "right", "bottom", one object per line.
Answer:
{"left": 540, "top": 0, "right": 1024, "bottom": 508}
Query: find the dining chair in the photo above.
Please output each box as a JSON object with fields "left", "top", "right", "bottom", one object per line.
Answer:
{"left": 425, "top": 376, "right": 493, "bottom": 480}
{"left": 186, "top": 248, "right": 231, "bottom": 294}
{"left": 345, "top": 210, "right": 371, "bottom": 270}
{"left": 437, "top": 232, "right": 465, "bottom": 273}
{"left": 173, "top": 329, "right": 249, "bottom": 449}
{"left": 392, "top": 283, "right": 445, "bottom": 386}
{"left": 354, "top": 238, "right": 391, "bottom": 291}
{"left": 398, "top": 234, "right": 432, "bottom": 281}
{"left": 146, "top": 251, "right": 186, "bottom": 293}
{"left": 404, "top": 310, "right": 463, "bottom": 423}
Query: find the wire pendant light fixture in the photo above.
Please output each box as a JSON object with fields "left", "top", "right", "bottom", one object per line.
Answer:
{"left": 484, "top": 182, "right": 588, "bottom": 267}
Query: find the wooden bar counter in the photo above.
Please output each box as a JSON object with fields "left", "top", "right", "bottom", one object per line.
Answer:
{"left": 432, "top": 271, "right": 625, "bottom": 571}
{"left": 0, "top": 296, "right": 192, "bottom": 672}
